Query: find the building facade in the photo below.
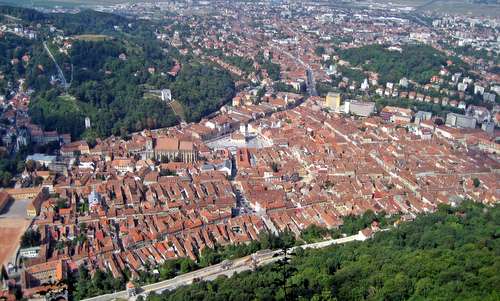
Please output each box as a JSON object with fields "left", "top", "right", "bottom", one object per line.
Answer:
{"left": 325, "top": 92, "right": 341, "bottom": 112}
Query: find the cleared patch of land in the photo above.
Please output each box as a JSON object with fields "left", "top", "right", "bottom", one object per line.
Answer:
{"left": 73, "top": 34, "right": 111, "bottom": 42}
{"left": 0, "top": 217, "right": 31, "bottom": 266}
{"left": 170, "top": 99, "right": 186, "bottom": 122}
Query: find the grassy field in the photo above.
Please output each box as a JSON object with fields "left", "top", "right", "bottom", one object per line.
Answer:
{"left": 170, "top": 99, "right": 186, "bottom": 122}
{"left": 57, "top": 94, "right": 81, "bottom": 111}
{"left": 73, "top": 34, "right": 111, "bottom": 41}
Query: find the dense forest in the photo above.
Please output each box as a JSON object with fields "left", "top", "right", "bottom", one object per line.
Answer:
{"left": 0, "top": 6, "right": 235, "bottom": 139}
{"left": 27, "top": 36, "right": 180, "bottom": 138}
{"left": 338, "top": 44, "right": 454, "bottom": 84}
{"left": 0, "top": 33, "right": 33, "bottom": 95}
{"left": 145, "top": 200, "right": 500, "bottom": 301}
{"left": 0, "top": 6, "right": 137, "bottom": 35}
{"left": 0, "top": 32, "right": 58, "bottom": 96}
{"left": 171, "top": 63, "right": 235, "bottom": 123}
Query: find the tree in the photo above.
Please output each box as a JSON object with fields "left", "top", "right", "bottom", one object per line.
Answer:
{"left": 33, "top": 176, "right": 44, "bottom": 186}
{"left": 25, "top": 160, "right": 37, "bottom": 172}
{"left": 301, "top": 224, "right": 329, "bottom": 243}
{"left": 179, "top": 258, "right": 197, "bottom": 274}
{"left": 434, "top": 118, "right": 444, "bottom": 126}
{"left": 338, "top": 44, "right": 455, "bottom": 85}
{"left": 146, "top": 201, "right": 500, "bottom": 301}
{"left": 159, "top": 261, "right": 177, "bottom": 280}
{"left": 314, "top": 46, "right": 325, "bottom": 57}
{"left": 159, "top": 169, "right": 176, "bottom": 177}
{"left": 20, "top": 229, "right": 41, "bottom": 248}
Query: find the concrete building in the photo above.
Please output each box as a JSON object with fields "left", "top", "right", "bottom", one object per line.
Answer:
{"left": 483, "top": 92, "right": 496, "bottom": 103}
{"left": 466, "top": 105, "right": 490, "bottom": 124}
{"left": 325, "top": 92, "right": 341, "bottom": 112}
{"left": 21, "top": 260, "right": 66, "bottom": 289}
{"left": 19, "top": 246, "right": 41, "bottom": 259}
{"left": 481, "top": 121, "right": 495, "bottom": 134}
{"left": 161, "top": 89, "right": 172, "bottom": 102}
{"left": 414, "top": 111, "right": 433, "bottom": 124}
{"left": 445, "top": 113, "right": 476, "bottom": 129}
{"left": 25, "top": 154, "right": 57, "bottom": 167}
{"left": 84, "top": 117, "right": 91, "bottom": 129}
{"left": 345, "top": 101, "right": 375, "bottom": 117}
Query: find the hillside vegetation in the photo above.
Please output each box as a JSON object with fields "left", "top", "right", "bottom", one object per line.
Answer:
{"left": 338, "top": 44, "right": 460, "bottom": 84}
{"left": 0, "top": 6, "right": 235, "bottom": 139}
{"left": 147, "top": 200, "right": 500, "bottom": 301}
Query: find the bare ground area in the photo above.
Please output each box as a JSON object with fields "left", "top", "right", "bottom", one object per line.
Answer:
{"left": 0, "top": 199, "right": 32, "bottom": 266}
{"left": 0, "top": 218, "right": 31, "bottom": 266}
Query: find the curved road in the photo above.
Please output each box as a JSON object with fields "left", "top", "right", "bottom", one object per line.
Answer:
{"left": 82, "top": 232, "right": 371, "bottom": 301}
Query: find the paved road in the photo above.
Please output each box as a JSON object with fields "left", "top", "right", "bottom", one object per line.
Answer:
{"left": 306, "top": 67, "right": 318, "bottom": 96}
{"left": 82, "top": 233, "right": 367, "bottom": 301}
{"left": 270, "top": 44, "right": 317, "bottom": 97}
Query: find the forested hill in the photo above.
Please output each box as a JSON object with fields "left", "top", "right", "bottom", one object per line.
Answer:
{"left": 0, "top": 5, "right": 136, "bottom": 35}
{"left": 337, "top": 44, "right": 467, "bottom": 85}
{"left": 147, "top": 200, "right": 500, "bottom": 301}
{"left": 0, "top": 6, "right": 235, "bottom": 139}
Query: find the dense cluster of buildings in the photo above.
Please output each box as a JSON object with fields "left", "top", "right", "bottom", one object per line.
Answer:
{"left": 1, "top": 93, "right": 497, "bottom": 298}
{"left": 0, "top": 0, "right": 499, "bottom": 299}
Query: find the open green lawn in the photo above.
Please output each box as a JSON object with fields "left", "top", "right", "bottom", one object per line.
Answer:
{"left": 73, "top": 34, "right": 111, "bottom": 42}
{"left": 170, "top": 100, "right": 186, "bottom": 122}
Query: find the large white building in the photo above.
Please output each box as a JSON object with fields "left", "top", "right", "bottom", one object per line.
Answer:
{"left": 445, "top": 113, "right": 476, "bottom": 129}
{"left": 345, "top": 101, "right": 375, "bottom": 117}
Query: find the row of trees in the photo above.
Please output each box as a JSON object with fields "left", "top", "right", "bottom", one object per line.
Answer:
{"left": 146, "top": 200, "right": 500, "bottom": 301}
{"left": 68, "top": 231, "right": 296, "bottom": 300}
{"left": 70, "top": 266, "right": 124, "bottom": 301}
